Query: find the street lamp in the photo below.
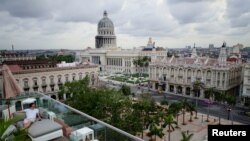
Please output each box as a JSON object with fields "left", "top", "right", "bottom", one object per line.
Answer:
{"left": 227, "top": 107, "right": 231, "bottom": 120}
{"left": 206, "top": 99, "right": 211, "bottom": 122}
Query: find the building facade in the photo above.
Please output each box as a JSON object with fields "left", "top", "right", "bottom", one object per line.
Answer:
{"left": 242, "top": 63, "right": 250, "bottom": 99}
{"left": 149, "top": 45, "right": 243, "bottom": 98}
{"left": 0, "top": 51, "right": 36, "bottom": 64}
{"left": 0, "top": 64, "right": 98, "bottom": 100}
{"left": 77, "top": 11, "right": 168, "bottom": 74}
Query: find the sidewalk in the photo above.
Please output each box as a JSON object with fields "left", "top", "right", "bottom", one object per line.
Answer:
{"left": 138, "top": 112, "right": 243, "bottom": 141}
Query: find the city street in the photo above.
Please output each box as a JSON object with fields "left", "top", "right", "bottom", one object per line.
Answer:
{"left": 99, "top": 77, "right": 250, "bottom": 125}
{"left": 151, "top": 93, "right": 250, "bottom": 125}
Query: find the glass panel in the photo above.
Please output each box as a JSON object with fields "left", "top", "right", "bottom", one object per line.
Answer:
{"left": 0, "top": 92, "right": 143, "bottom": 141}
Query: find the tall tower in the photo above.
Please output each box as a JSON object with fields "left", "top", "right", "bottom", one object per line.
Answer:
{"left": 218, "top": 42, "right": 227, "bottom": 65}
{"left": 191, "top": 43, "right": 197, "bottom": 58}
{"left": 95, "top": 11, "right": 117, "bottom": 49}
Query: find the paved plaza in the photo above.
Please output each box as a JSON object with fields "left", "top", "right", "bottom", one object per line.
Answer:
{"left": 139, "top": 112, "right": 243, "bottom": 141}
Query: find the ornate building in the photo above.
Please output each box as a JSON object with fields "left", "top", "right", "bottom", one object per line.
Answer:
{"left": 0, "top": 51, "right": 36, "bottom": 64}
{"left": 95, "top": 11, "right": 116, "bottom": 49}
{"left": 149, "top": 43, "right": 243, "bottom": 98}
{"left": 0, "top": 63, "right": 99, "bottom": 100}
{"left": 242, "top": 63, "right": 250, "bottom": 104}
{"left": 77, "top": 11, "right": 168, "bottom": 74}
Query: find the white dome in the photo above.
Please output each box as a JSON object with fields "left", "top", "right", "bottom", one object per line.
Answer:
{"left": 95, "top": 11, "right": 116, "bottom": 48}
{"left": 97, "top": 11, "right": 114, "bottom": 35}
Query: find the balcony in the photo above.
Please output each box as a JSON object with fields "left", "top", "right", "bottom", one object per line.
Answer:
{"left": 33, "top": 84, "right": 39, "bottom": 88}
{"left": 0, "top": 92, "right": 143, "bottom": 141}
{"left": 42, "top": 83, "right": 47, "bottom": 87}
{"left": 50, "top": 82, "right": 55, "bottom": 86}
{"left": 23, "top": 85, "right": 29, "bottom": 89}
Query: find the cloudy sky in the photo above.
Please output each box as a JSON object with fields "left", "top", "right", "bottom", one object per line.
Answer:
{"left": 0, "top": 0, "right": 249, "bottom": 50}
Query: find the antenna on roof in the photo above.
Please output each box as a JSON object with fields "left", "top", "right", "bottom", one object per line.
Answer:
{"left": 12, "top": 44, "right": 14, "bottom": 52}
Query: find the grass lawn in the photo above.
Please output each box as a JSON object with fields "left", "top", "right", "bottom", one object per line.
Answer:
{"left": 108, "top": 75, "right": 148, "bottom": 84}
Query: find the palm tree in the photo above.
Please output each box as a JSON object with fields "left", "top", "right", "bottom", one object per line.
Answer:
{"left": 133, "top": 56, "right": 151, "bottom": 77}
{"left": 192, "top": 80, "right": 204, "bottom": 107}
{"left": 204, "top": 87, "right": 217, "bottom": 122}
{"left": 194, "top": 109, "right": 198, "bottom": 119}
{"left": 168, "top": 102, "right": 182, "bottom": 128}
{"left": 180, "top": 99, "right": 189, "bottom": 125}
{"left": 163, "top": 114, "right": 177, "bottom": 141}
{"left": 180, "top": 131, "right": 194, "bottom": 141}
{"left": 187, "top": 103, "right": 195, "bottom": 122}
{"left": 147, "top": 119, "right": 164, "bottom": 141}
{"left": 204, "top": 87, "right": 216, "bottom": 100}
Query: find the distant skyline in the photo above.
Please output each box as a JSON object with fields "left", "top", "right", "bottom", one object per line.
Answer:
{"left": 0, "top": 0, "right": 250, "bottom": 50}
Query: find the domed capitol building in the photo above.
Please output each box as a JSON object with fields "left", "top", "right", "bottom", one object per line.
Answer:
{"left": 77, "top": 11, "right": 168, "bottom": 74}
{"left": 95, "top": 11, "right": 116, "bottom": 49}
{"left": 77, "top": 11, "right": 244, "bottom": 98}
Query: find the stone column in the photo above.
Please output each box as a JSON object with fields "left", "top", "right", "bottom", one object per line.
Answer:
{"left": 165, "top": 82, "right": 169, "bottom": 92}
{"left": 215, "top": 71, "right": 218, "bottom": 88}
{"left": 63, "top": 94, "right": 66, "bottom": 100}
{"left": 183, "top": 86, "right": 186, "bottom": 95}
{"left": 152, "top": 82, "right": 156, "bottom": 90}
{"left": 220, "top": 72, "right": 223, "bottom": 88}
{"left": 200, "top": 89, "right": 204, "bottom": 98}
{"left": 225, "top": 72, "right": 228, "bottom": 88}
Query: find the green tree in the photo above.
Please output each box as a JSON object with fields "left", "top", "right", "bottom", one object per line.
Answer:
{"left": 147, "top": 117, "right": 164, "bottom": 141}
{"left": 37, "top": 54, "right": 75, "bottom": 63}
{"left": 160, "top": 100, "right": 168, "bottom": 106}
{"left": 168, "top": 102, "right": 182, "bottom": 128}
{"left": 192, "top": 80, "right": 204, "bottom": 98}
{"left": 204, "top": 87, "right": 218, "bottom": 122}
{"left": 187, "top": 103, "right": 195, "bottom": 122}
{"left": 180, "top": 99, "right": 190, "bottom": 125}
{"left": 204, "top": 87, "right": 217, "bottom": 100}
{"left": 226, "top": 95, "right": 236, "bottom": 106}
{"left": 163, "top": 114, "right": 177, "bottom": 141}
{"left": 180, "top": 131, "right": 194, "bottom": 141}
{"left": 133, "top": 56, "right": 151, "bottom": 76}
{"left": 136, "top": 94, "right": 157, "bottom": 139}
{"left": 120, "top": 85, "right": 131, "bottom": 96}
{"left": 214, "top": 91, "right": 227, "bottom": 103}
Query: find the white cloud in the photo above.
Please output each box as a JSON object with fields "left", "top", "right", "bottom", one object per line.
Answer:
{"left": 0, "top": 0, "right": 249, "bottom": 49}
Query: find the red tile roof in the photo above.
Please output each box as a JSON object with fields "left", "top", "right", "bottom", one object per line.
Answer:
{"left": 0, "top": 65, "right": 23, "bottom": 73}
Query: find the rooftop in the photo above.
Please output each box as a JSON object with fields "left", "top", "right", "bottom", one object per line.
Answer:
{"left": 0, "top": 64, "right": 98, "bottom": 75}
{"left": 0, "top": 92, "right": 143, "bottom": 141}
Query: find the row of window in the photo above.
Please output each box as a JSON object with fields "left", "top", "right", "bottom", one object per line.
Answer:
{"left": 17, "top": 72, "right": 95, "bottom": 88}
{"left": 98, "top": 31, "right": 114, "bottom": 35}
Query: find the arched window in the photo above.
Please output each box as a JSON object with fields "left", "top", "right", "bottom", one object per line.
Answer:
{"left": 41, "top": 76, "right": 46, "bottom": 86}
{"left": 72, "top": 73, "right": 76, "bottom": 81}
{"left": 79, "top": 73, "right": 83, "bottom": 80}
{"left": 65, "top": 74, "right": 69, "bottom": 82}
{"left": 23, "top": 78, "right": 29, "bottom": 88}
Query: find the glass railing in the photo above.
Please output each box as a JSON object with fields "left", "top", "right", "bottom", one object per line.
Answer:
{"left": 0, "top": 92, "right": 144, "bottom": 141}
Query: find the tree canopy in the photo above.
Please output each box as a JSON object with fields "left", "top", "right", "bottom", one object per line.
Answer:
{"left": 59, "top": 77, "right": 199, "bottom": 139}
{"left": 37, "top": 54, "right": 75, "bottom": 63}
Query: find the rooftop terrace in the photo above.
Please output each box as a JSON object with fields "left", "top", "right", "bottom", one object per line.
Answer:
{"left": 0, "top": 92, "right": 144, "bottom": 141}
